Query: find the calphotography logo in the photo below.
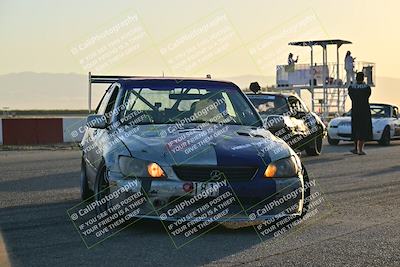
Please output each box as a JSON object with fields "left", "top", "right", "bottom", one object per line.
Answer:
{"left": 69, "top": 10, "right": 152, "bottom": 73}
{"left": 209, "top": 170, "right": 224, "bottom": 181}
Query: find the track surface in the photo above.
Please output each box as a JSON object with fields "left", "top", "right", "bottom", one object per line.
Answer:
{"left": 1, "top": 141, "right": 400, "bottom": 266}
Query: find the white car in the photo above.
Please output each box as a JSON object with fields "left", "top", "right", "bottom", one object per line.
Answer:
{"left": 328, "top": 103, "right": 400, "bottom": 146}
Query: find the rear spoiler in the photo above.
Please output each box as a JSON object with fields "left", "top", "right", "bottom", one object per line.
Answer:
{"left": 87, "top": 72, "right": 213, "bottom": 112}
{"left": 88, "top": 72, "right": 142, "bottom": 112}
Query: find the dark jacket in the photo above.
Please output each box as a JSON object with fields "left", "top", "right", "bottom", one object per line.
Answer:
{"left": 348, "top": 83, "right": 373, "bottom": 140}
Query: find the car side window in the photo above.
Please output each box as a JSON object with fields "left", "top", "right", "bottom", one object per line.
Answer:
{"left": 96, "top": 84, "right": 119, "bottom": 123}
{"left": 222, "top": 92, "right": 237, "bottom": 118}
{"left": 105, "top": 86, "right": 119, "bottom": 115}
{"left": 96, "top": 87, "right": 113, "bottom": 115}
{"left": 393, "top": 107, "right": 399, "bottom": 118}
{"left": 288, "top": 96, "right": 307, "bottom": 114}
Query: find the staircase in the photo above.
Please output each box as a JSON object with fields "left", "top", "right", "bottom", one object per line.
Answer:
{"left": 312, "top": 86, "right": 348, "bottom": 119}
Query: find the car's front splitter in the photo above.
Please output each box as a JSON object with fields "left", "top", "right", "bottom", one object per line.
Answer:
{"left": 107, "top": 176, "right": 304, "bottom": 222}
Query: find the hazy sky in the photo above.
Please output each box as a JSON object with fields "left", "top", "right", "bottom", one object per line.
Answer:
{"left": 1, "top": 0, "right": 399, "bottom": 79}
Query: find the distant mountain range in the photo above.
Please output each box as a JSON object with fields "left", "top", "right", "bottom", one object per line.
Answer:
{"left": 0, "top": 72, "right": 398, "bottom": 109}
{"left": 0, "top": 72, "right": 89, "bottom": 110}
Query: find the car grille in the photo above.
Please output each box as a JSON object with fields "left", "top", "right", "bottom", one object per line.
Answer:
{"left": 173, "top": 165, "right": 258, "bottom": 182}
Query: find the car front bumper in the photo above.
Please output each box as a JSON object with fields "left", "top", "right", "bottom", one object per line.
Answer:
{"left": 108, "top": 176, "right": 304, "bottom": 222}
{"left": 328, "top": 125, "right": 382, "bottom": 141}
{"left": 328, "top": 124, "right": 352, "bottom": 140}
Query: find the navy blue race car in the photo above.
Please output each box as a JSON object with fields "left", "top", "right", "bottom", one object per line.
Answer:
{"left": 80, "top": 77, "right": 310, "bottom": 223}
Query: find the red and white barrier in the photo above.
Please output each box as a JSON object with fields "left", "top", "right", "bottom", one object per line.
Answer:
{"left": 0, "top": 117, "right": 86, "bottom": 145}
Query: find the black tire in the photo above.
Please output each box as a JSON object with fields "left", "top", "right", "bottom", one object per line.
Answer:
{"left": 327, "top": 134, "right": 340, "bottom": 146}
{"left": 305, "top": 135, "right": 323, "bottom": 156}
{"left": 260, "top": 165, "right": 310, "bottom": 232}
{"left": 94, "top": 163, "right": 111, "bottom": 214}
{"left": 80, "top": 158, "right": 93, "bottom": 201}
{"left": 378, "top": 126, "right": 391, "bottom": 146}
{"left": 300, "top": 165, "right": 311, "bottom": 218}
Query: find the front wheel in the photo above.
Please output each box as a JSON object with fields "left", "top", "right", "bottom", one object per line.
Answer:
{"left": 378, "top": 126, "right": 391, "bottom": 146}
{"left": 327, "top": 134, "right": 340, "bottom": 145}
{"left": 300, "top": 165, "right": 311, "bottom": 218}
{"left": 94, "top": 163, "right": 111, "bottom": 214}
{"left": 256, "top": 165, "right": 311, "bottom": 230}
{"left": 80, "top": 158, "right": 93, "bottom": 201}
{"left": 305, "top": 135, "right": 323, "bottom": 156}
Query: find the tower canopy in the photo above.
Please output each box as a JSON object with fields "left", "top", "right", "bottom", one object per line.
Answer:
{"left": 289, "top": 39, "right": 352, "bottom": 47}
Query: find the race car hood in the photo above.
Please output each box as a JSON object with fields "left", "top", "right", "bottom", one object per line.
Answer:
{"left": 116, "top": 124, "right": 293, "bottom": 167}
{"left": 330, "top": 116, "right": 383, "bottom": 127}
{"left": 329, "top": 116, "right": 351, "bottom": 126}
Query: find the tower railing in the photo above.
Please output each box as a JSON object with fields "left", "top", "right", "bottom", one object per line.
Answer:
{"left": 276, "top": 61, "right": 375, "bottom": 88}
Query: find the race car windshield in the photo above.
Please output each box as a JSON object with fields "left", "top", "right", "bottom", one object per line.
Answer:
{"left": 345, "top": 105, "right": 391, "bottom": 118}
{"left": 370, "top": 106, "right": 391, "bottom": 118}
{"left": 248, "top": 95, "right": 289, "bottom": 117}
{"left": 119, "top": 87, "right": 262, "bottom": 127}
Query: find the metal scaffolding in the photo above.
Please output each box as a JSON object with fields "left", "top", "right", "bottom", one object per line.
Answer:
{"left": 270, "top": 39, "right": 376, "bottom": 120}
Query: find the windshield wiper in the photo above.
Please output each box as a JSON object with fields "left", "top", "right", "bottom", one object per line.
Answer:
{"left": 118, "top": 118, "right": 154, "bottom": 126}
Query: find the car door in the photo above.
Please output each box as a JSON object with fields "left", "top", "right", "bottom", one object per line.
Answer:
{"left": 85, "top": 84, "right": 120, "bottom": 172}
{"left": 392, "top": 106, "right": 400, "bottom": 136}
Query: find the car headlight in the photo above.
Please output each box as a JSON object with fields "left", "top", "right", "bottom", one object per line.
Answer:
{"left": 264, "top": 156, "right": 300, "bottom": 178}
{"left": 119, "top": 156, "right": 165, "bottom": 178}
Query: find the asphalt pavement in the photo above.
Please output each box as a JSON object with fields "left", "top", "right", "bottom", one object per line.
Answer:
{"left": 1, "top": 140, "right": 400, "bottom": 267}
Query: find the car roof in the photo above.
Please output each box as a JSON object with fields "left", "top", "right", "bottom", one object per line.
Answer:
{"left": 370, "top": 103, "right": 397, "bottom": 108}
{"left": 117, "top": 77, "right": 239, "bottom": 89}
{"left": 245, "top": 92, "right": 294, "bottom": 98}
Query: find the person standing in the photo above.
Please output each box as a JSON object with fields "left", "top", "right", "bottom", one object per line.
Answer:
{"left": 288, "top": 53, "right": 298, "bottom": 67}
{"left": 345, "top": 51, "right": 356, "bottom": 85}
{"left": 348, "top": 72, "right": 372, "bottom": 155}
{"left": 287, "top": 53, "right": 299, "bottom": 85}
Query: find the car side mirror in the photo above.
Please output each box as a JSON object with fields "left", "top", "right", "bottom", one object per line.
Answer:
{"left": 86, "top": 114, "right": 107, "bottom": 129}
